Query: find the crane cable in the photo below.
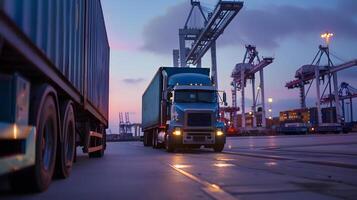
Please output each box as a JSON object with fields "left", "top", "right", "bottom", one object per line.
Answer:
{"left": 330, "top": 50, "right": 348, "bottom": 63}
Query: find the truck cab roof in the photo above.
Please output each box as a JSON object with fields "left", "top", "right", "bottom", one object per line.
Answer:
{"left": 168, "top": 73, "right": 212, "bottom": 87}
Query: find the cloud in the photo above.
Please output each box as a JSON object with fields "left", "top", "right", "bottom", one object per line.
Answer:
{"left": 141, "top": 0, "right": 357, "bottom": 54}
{"left": 141, "top": 3, "right": 190, "bottom": 54}
{"left": 122, "top": 78, "right": 145, "bottom": 84}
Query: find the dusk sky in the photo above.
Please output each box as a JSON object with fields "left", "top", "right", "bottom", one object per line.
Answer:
{"left": 101, "top": 0, "right": 357, "bottom": 133}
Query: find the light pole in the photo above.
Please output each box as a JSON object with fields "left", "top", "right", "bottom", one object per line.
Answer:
{"left": 268, "top": 97, "right": 273, "bottom": 122}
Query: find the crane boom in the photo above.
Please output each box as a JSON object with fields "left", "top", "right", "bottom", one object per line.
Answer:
{"left": 185, "top": 1, "right": 243, "bottom": 65}
{"left": 248, "top": 57, "right": 274, "bottom": 75}
{"left": 286, "top": 59, "right": 357, "bottom": 89}
{"left": 330, "top": 59, "right": 357, "bottom": 73}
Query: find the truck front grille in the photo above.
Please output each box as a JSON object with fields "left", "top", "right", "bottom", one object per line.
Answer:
{"left": 0, "top": 139, "right": 25, "bottom": 157}
{"left": 187, "top": 113, "right": 212, "bottom": 127}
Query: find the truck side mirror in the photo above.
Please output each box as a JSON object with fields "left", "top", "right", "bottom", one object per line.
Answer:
{"left": 223, "top": 92, "right": 227, "bottom": 104}
{"left": 167, "top": 91, "right": 173, "bottom": 102}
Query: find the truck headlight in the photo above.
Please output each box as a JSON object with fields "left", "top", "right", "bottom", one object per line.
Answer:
{"left": 173, "top": 128, "right": 182, "bottom": 136}
{"left": 216, "top": 129, "right": 224, "bottom": 136}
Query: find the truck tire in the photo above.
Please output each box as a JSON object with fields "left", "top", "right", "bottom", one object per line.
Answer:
{"left": 213, "top": 144, "right": 224, "bottom": 152}
{"left": 55, "top": 101, "right": 76, "bottom": 178}
{"left": 165, "top": 134, "right": 175, "bottom": 153}
{"left": 11, "top": 88, "right": 59, "bottom": 192}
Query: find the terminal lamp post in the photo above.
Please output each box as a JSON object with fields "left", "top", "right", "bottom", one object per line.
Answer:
{"left": 267, "top": 98, "right": 273, "bottom": 120}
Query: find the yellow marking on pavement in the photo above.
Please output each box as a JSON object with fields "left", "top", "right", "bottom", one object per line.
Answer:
{"left": 170, "top": 164, "right": 238, "bottom": 200}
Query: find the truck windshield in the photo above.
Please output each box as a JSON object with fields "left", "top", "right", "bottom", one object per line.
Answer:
{"left": 174, "top": 90, "right": 216, "bottom": 103}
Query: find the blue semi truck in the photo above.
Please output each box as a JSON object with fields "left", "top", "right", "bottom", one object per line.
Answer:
{"left": 142, "top": 67, "right": 227, "bottom": 152}
{"left": 0, "top": 0, "right": 109, "bottom": 192}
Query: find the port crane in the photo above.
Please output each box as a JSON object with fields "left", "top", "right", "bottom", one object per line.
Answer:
{"left": 285, "top": 33, "right": 357, "bottom": 126}
{"left": 321, "top": 82, "right": 357, "bottom": 122}
{"left": 231, "top": 45, "right": 274, "bottom": 130}
{"left": 174, "top": 0, "right": 243, "bottom": 88}
{"left": 119, "top": 112, "right": 142, "bottom": 136}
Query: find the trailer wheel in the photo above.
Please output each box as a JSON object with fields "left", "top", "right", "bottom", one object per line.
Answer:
{"left": 213, "top": 144, "right": 224, "bottom": 152}
{"left": 55, "top": 101, "right": 75, "bottom": 178}
{"left": 165, "top": 134, "right": 175, "bottom": 153}
{"left": 11, "top": 88, "right": 58, "bottom": 192}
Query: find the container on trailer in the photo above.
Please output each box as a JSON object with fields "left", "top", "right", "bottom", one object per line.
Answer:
{"left": 0, "top": 0, "right": 109, "bottom": 190}
{"left": 0, "top": 0, "right": 109, "bottom": 124}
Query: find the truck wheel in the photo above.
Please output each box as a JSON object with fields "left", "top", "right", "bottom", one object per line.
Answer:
{"left": 55, "top": 101, "right": 75, "bottom": 178}
{"left": 11, "top": 90, "right": 58, "bottom": 192}
{"left": 165, "top": 134, "right": 175, "bottom": 153}
{"left": 213, "top": 144, "right": 224, "bottom": 152}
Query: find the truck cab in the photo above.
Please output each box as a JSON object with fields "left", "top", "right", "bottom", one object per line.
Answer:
{"left": 143, "top": 68, "right": 226, "bottom": 152}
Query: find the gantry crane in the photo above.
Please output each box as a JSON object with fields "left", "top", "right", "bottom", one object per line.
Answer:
{"left": 321, "top": 82, "right": 357, "bottom": 122}
{"left": 174, "top": 0, "right": 243, "bottom": 89}
{"left": 119, "top": 112, "right": 131, "bottom": 134}
{"left": 231, "top": 45, "right": 273, "bottom": 130}
{"left": 285, "top": 33, "right": 357, "bottom": 127}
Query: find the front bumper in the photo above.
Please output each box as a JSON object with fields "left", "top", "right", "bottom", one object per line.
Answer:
{"left": 170, "top": 129, "right": 226, "bottom": 146}
{"left": 0, "top": 122, "right": 36, "bottom": 175}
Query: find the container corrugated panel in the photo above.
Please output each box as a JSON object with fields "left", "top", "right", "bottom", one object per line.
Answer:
{"left": 142, "top": 70, "right": 162, "bottom": 130}
{"left": 322, "top": 107, "right": 337, "bottom": 123}
{"left": 0, "top": 0, "right": 109, "bottom": 121}
{"left": 141, "top": 67, "right": 211, "bottom": 130}
{"left": 86, "top": 0, "right": 109, "bottom": 120}
{"left": 0, "top": 0, "right": 86, "bottom": 94}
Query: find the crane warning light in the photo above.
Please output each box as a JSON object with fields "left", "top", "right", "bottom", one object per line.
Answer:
{"left": 321, "top": 32, "right": 334, "bottom": 45}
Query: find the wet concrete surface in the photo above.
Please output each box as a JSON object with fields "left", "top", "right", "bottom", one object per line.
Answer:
{"left": 1, "top": 133, "right": 357, "bottom": 200}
